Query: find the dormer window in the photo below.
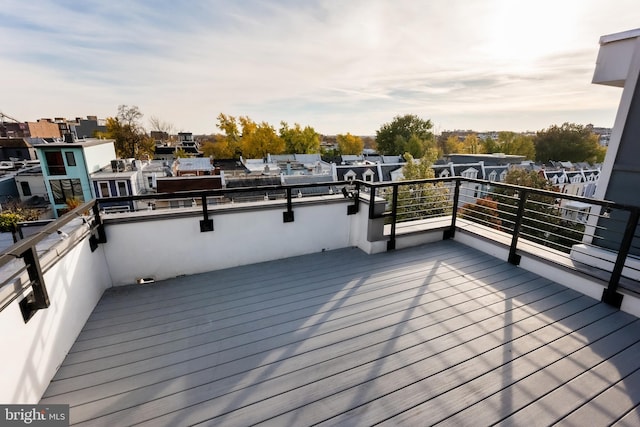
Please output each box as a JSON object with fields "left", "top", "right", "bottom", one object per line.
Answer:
{"left": 439, "top": 169, "right": 450, "bottom": 178}
{"left": 345, "top": 170, "right": 356, "bottom": 182}
{"left": 363, "top": 169, "right": 375, "bottom": 182}
{"left": 488, "top": 170, "right": 497, "bottom": 182}
{"left": 461, "top": 168, "right": 478, "bottom": 179}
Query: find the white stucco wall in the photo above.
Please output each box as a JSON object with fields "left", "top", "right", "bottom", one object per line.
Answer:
{"left": 0, "top": 232, "right": 112, "bottom": 404}
{"left": 102, "top": 197, "right": 358, "bottom": 286}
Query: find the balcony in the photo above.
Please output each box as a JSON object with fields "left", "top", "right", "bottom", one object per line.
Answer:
{"left": 2, "top": 178, "right": 640, "bottom": 426}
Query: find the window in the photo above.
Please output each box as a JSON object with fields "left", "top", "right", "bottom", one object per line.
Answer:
{"left": 45, "top": 151, "right": 66, "bottom": 175}
{"left": 439, "top": 170, "right": 450, "bottom": 178}
{"left": 363, "top": 169, "right": 374, "bottom": 182}
{"left": 50, "top": 179, "right": 84, "bottom": 204}
{"left": 20, "top": 181, "right": 32, "bottom": 196}
{"left": 499, "top": 171, "right": 508, "bottom": 181}
{"left": 98, "top": 182, "right": 111, "bottom": 198}
{"left": 344, "top": 170, "right": 356, "bottom": 182}
{"left": 116, "top": 181, "right": 129, "bottom": 196}
{"left": 147, "top": 176, "right": 154, "bottom": 188}
{"left": 461, "top": 168, "right": 479, "bottom": 179}
{"left": 488, "top": 170, "right": 497, "bottom": 182}
{"left": 65, "top": 152, "right": 76, "bottom": 166}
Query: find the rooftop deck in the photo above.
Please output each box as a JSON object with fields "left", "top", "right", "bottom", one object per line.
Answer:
{"left": 40, "top": 240, "right": 640, "bottom": 426}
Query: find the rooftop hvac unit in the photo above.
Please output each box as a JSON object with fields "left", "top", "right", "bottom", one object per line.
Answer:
{"left": 111, "top": 159, "right": 126, "bottom": 172}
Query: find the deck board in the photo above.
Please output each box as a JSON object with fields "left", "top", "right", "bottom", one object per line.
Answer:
{"left": 39, "top": 240, "right": 640, "bottom": 426}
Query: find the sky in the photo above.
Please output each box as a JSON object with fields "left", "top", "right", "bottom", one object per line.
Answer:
{"left": 1, "top": 1, "right": 640, "bottom": 136}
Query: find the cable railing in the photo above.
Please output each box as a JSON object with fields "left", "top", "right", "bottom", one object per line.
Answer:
{"left": 363, "top": 176, "right": 640, "bottom": 306}
{"left": 1, "top": 177, "right": 639, "bottom": 321}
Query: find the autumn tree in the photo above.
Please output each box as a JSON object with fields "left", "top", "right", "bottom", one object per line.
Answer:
{"left": 442, "top": 135, "right": 465, "bottom": 155}
{"left": 239, "top": 116, "right": 285, "bottom": 158}
{"left": 376, "top": 114, "right": 435, "bottom": 157}
{"left": 534, "top": 123, "right": 606, "bottom": 163}
{"left": 458, "top": 197, "right": 502, "bottom": 230}
{"left": 216, "top": 113, "right": 242, "bottom": 158}
{"left": 462, "top": 134, "right": 482, "bottom": 154}
{"left": 279, "top": 122, "right": 320, "bottom": 154}
{"left": 493, "top": 169, "right": 583, "bottom": 252}
{"left": 336, "top": 133, "right": 363, "bottom": 155}
{"left": 201, "top": 134, "right": 233, "bottom": 159}
{"left": 100, "top": 105, "right": 154, "bottom": 159}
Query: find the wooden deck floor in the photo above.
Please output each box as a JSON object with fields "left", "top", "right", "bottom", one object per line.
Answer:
{"left": 40, "top": 240, "right": 640, "bottom": 426}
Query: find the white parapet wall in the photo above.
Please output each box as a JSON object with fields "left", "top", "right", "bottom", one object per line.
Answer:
{"left": 0, "top": 229, "right": 112, "bottom": 404}
{"left": 102, "top": 196, "right": 367, "bottom": 286}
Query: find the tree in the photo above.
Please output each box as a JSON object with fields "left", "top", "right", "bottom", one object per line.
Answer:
{"left": 201, "top": 134, "right": 234, "bottom": 159}
{"left": 100, "top": 105, "right": 155, "bottom": 159}
{"left": 279, "top": 122, "right": 320, "bottom": 154}
{"left": 336, "top": 133, "right": 363, "bottom": 155}
{"left": 375, "top": 114, "right": 435, "bottom": 157}
{"left": 534, "top": 123, "right": 606, "bottom": 163}
{"left": 442, "top": 135, "right": 465, "bottom": 155}
{"left": 175, "top": 147, "right": 189, "bottom": 158}
{"left": 148, "top": 116, "right": 175, "bottom": 141}
{"left": 493, "top": 169, "right": 583, "bottom": 252}
{"left": 239, "top": 116, "right": 285, "bottom": 158}
{"left": 391, "top": 152, "right": 450, "bottom": 222}
{"left": 462, "top": 134, "right": 482, "bottom": 154}
{"left": 492, "top": 132, "right": 536, "bottom": 159}
{"left": 216, "top": 113, "right": 242, "bottom": 158}
{"left": 458, "top": 197, "right": 502, "bottom": 230}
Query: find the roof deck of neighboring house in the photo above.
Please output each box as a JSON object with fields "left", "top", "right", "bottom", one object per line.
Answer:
{"left": 2, "top": 174, "right": 640, "bottom": 426}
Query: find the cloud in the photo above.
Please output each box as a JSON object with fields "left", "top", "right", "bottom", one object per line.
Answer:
{"left": 1, "top": 0, "right": 639, "bottom": 134}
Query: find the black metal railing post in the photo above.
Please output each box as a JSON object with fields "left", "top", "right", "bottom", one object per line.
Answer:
{"left": 200, "top": 195, "right": 214, "bottom": 232}
{"left": 283, "top": 187, "right": 294, "bottom": 222}
{"left": 90, "top": 203, "right": 107, "bottom": 251}
{"left": 602, "top": 208, "right": 639, "bottom": 308}
{"left": 508, "top": 188, "right": 528, "bottom": 265}
{"left": 445, "top": 179, "right": 461, "bottom": 239}
{"left": 368, "top": 185, "right": 376, "bottom": 219}
{"left": 388, "top": 184, "right": 399, "bottom": 250}
{"left": 347, "top": 181, "right": 360, "bottom": 215}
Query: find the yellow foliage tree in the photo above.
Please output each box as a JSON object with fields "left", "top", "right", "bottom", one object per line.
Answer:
{"left": 336, "top": 133, "right": 364, "bottom": 155}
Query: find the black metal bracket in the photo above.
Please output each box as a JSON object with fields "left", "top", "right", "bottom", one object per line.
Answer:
{"left": 508, "top": 253, "right": 521, "bottom": 266}
{"left": 200, "top": 195, "right": 214, "bottom": 232}
{"left": 601, "top": 288, "right": 624, "bottom": 308}
{"left": 443, "top": 229, "right": 455, "bottom": 240}
{"left": 18, "top": 246, "right": 49, "bottom": 323}
{"left": 283, "top": 188, "right": 294, "bottom": 223}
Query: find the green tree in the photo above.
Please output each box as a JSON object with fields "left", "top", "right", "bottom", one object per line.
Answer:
{"left": 494, "top": 132, "right": 536, "bottom": 159}
{"left": 375, "top": 114, "right": 435, "bottom": 157}
{"left": 279, "top": 122, "right": 320, "bottom": 154}
{"left": 391, "top": 152, "right": 450, "bottom": 222}
{"left": 534, "top": 123, "right": 606, "bottom": 163}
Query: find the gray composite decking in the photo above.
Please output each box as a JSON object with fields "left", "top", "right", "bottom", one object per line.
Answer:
{"left": 40, "top": 240, "right": 640, "bottom": 426}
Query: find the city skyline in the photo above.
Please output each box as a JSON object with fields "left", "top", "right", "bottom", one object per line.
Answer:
{"left": 1, "top": 0, "right": 640, "bottom": 136}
